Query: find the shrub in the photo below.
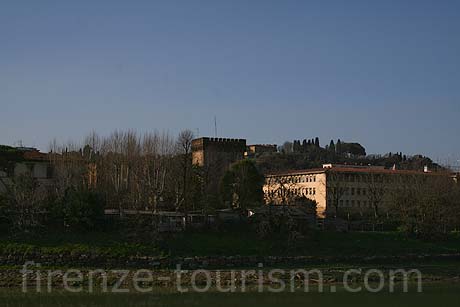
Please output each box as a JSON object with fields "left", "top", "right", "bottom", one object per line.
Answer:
{"left": 47, "top": 189, "right": 105, "bottom": 232}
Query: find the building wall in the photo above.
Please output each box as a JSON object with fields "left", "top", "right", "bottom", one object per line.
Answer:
{"left": 246, "top": 144, "right": 277, "bottom": 157}
{"left": 14, "top": 162, "right": 49, "bottom": 179}
{"left": 192, "top": 137, "right": 247, "bottom": 194}
{"left": 325, "top": 171, "right": 393, "bottom": 217}
{"left": 264, "top": 171, "right": 327, "bottom": 217}
{"left": 192, "top": 137, "right": 246, "bottom": 169}
{"left": 264, "top": 165, "right": 445, "bottom": 218}
{"left": 0, "top": 161, "right": 52, "bottom": 193}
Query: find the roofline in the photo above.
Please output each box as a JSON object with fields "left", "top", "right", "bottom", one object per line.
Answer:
{"left": 264, "top": 167, "right": 447, "bottom": 177}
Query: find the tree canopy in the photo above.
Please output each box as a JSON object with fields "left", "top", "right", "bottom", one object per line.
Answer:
{"left": 220, "top": 160, "right": 265, "bottom": 210}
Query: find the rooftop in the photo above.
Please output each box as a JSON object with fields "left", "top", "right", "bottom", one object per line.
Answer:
{"left": 265, "top": 164, "right": 443, "bottom": 177}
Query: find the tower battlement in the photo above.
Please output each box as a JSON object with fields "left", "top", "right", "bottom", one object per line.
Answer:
{"left": 192, "top": 137, "right": 246, "bottom": 152}
{"left": 192, "top": 137, "right": 246, "bottom": 168}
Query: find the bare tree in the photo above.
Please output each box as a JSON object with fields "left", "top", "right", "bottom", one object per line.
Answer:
{"left": 362, "top": 172, "right": 388, "bottom": 230}
{"left": 325, "top": 170, "right": 347, "bottom": 218}
{"left": 389, "top": 173, "right": 458, "bottom": 239}
{"left": 175, "top": 129, "right": 194, "bottom": 212}
{"left": 2, "top": 173, "right": 47, "bottom": 233}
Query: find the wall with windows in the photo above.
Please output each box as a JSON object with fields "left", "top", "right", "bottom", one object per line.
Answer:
{"left": 264, "top": 168, "right": 440, "bottom": 219}
{"left": 263, "top": 171, "right": 327, "bottom": 217}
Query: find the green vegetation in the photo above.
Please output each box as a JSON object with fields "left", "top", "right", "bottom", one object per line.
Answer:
{"left": 0, "top": 146, "right": 23, "bottom": 171}
{"left": 0, "top": 145, "right": 19, "bottom": 153}
{"left": 1, "top": 230, "right": 459, "bottom": 260}
{"left": 258, "top": 137, "right": 442, "bottom": 173}
{"left": 220, "top": 160, "right": 265, "bottom": 209}
{"left": 163, "top": 229, "right": 460, "bottom": 257}
{"left": 47, "top": 188, "right": 105, "bottom": 231}
{"left": 0, "top": 232, "right": 162, "bottom": 259}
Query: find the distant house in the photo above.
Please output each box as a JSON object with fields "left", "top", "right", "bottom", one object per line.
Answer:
{"left": 245, "top": 144, "right": 278, "bottom": 158}
{"left": 0, "top": 146, "right": 53, "bottom": 193}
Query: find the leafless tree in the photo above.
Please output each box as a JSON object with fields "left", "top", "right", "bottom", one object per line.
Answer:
{"left": 389, "top": 173, "right": 459, "bottom": 239}
{"left": 2, "top": 173, "right": 47, "bottom": 233}
{"left": 361, "top": 172, "right": 388, "bottom": 230}
{"left": 175, "top": 129, "right": 195, "bottom": 212}
{"left": 325, "top": 170, "right": 347, "bottom": 218}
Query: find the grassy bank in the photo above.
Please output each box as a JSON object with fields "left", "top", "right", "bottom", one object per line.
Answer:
{"left": 162, "top": 230, "right": 460, "bottom": 257}
{"left": 1, "top": 230, "right": 460, "bottom": 259}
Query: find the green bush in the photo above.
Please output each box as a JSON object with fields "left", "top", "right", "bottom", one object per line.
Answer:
{"left": 47, "top": 189, "right": 105, "bottom": 232}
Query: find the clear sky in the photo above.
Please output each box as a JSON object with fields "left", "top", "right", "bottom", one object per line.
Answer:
{"left": 1, "top": 0, "right": 459, "bottom": 164}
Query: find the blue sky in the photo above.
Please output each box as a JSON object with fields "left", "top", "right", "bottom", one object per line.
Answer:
{"left": 1, "top": 0, "right": 459, "bottom": 164}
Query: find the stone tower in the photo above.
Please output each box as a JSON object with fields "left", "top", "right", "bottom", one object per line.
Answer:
{"left": 192, "top": 137, "right": 247, "bottom": 196}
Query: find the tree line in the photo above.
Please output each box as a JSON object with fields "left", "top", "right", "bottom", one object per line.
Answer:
{"left": 258, "top": 137, "right": 442, "bottom": 174}
{"left": 0, "top": 130, "right": 265, "bottom": 236}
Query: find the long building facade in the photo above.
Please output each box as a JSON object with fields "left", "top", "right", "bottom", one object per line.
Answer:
{"left": 263, "top": 164, "right": 445, "bottom": 218}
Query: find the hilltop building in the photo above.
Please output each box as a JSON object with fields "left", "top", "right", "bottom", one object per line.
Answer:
{"left": 245, "top": 144, "right": 277, "bottom": 158}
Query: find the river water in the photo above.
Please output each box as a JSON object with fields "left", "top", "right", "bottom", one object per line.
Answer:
{"left": 1, "top": 284, "right": 459, "bottom": 307}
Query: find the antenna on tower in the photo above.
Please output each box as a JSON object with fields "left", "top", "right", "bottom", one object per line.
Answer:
{"left": 214, "top": 116, "right": 218, "bottom": 137}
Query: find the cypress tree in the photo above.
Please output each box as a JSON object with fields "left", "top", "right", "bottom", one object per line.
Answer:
{"left": 329, "top": 140, "right": 336, "bottom": 153}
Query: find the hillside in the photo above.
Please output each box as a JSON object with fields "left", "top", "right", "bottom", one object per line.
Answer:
{"left": 255, "top": 138, "right": 443, "bottom": 174}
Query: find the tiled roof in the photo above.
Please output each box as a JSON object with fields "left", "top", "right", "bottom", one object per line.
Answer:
{"left": 23, "top": 151, "right": 49, "bottom": 161}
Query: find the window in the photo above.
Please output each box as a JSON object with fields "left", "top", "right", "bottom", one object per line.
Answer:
{"left": 351, "top": 188, "right": 355, "bottom": 196}
{"left": 313, "top": 188, "right": 316, "bottom": 195}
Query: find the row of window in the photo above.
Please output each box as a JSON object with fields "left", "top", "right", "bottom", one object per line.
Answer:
{"left": 265, "top": 187, "right": 316, "bottom": 198}
{"left": 266, "top": 175, "right": 317, "bottom": 185}
{"left": 330, "top": 173, "right": 425, "bottom": 184}
{"left": 329, "top": 187, "right": 388, "bottom": 196}
{"left": 337, "top": 199, "right": 372, "bottom": 208}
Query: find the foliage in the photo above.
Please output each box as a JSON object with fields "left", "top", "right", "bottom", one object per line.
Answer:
{"left": 47, "top": 188, "right": 105, "bottom": 232}
{"left": 220, "top": 160, "right": 265, "bottom": 209}
{"left": 161, "top": 229, "right": 460, "bottom": 257}
{"left": 256, "top": 139, "right": 443, "bottom": 174}
{"left": 338, "top": 142, "right": 366, "bottom": 156}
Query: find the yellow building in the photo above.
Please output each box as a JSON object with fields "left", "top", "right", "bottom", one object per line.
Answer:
{"left": 263, "top": 164, "right": 442, "bottom": 218}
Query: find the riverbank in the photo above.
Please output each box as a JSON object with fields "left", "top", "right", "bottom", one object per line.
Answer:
{"left": 1, "top": 230, "right": 460, "bottom": 271}
{"left": 1, "top": 263, "right": 460, "bottom": 289}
